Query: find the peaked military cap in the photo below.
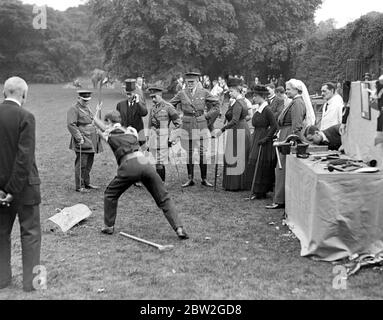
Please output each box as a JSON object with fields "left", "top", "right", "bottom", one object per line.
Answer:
{"left": 148, "top": 86, "right": 164, "bottom": 97}
{"left": 124, "top": 79, "right": 136, "bottom": 92}
{"left": 77, "top": 90, "right": 92, "bottom": 101}
{"left": 185, "top": 72, "right": 201, "bottom": 79}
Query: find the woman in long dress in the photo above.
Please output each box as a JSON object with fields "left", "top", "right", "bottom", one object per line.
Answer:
{"left": 214, "top": 77, "right": 251, "bottom": 191}
{"left": 266, "top": 79, "right": 312, "bottom": 209}
{"left": 247, "top": 85, "right": 278, "bottom": 200}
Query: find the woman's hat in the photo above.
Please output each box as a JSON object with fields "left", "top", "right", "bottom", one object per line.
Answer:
{"left": 227, "top": 77, "right": 243, "bottom": 88}
{"left": 250, "top": 85, "right": 269, "bottom": 95}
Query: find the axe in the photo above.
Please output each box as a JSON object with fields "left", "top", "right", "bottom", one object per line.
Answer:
{"left": 120, "top": 232, "right": 174, "bottom": 251}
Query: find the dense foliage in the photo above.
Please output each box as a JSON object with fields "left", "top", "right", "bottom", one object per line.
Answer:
{"left": 0, "top": 0, "right": 103, "bottom": 83}
{"left": 295, "top": 12, "right": 383, "bottom": 92}
{"left": 89, "top": 0, "right": 322, "bottom": 84}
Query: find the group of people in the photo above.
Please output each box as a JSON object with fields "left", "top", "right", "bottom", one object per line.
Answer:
{"left": 0, "top": 70, "right": 350, "bottom": 293}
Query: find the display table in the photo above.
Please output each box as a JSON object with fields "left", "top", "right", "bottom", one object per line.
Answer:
{"left": 285, "top": 155, "right": 383, "bottom": 262}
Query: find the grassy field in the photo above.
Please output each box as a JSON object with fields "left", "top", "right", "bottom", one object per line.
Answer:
{"left": 0, "top": 82, "right": 382, "bottom": 300}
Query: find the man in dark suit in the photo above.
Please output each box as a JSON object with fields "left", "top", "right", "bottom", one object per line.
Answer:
{"left": 266, "top": 83, "right": 285, "bottom": 121}
{"left": 116, "top": 79, "right": 148, "bottom": 146}
{"left": 0, "top": 77, "right": 42, "bottom": 292}
{"left": 304, "top": 124, "right": 342, "bottom": 151}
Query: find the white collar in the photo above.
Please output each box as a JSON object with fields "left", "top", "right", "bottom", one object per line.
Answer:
{"left": 5, "top": 98, "right": 21, "bottom": 107}
{"left": 319, "top": 131, "right": 329, "bottom": 142}
{"left": 268, "top": 94, "right": 276, "bottom": 101}
{"left": 255, "top": 101, "right": 268, "bottom": 114}
{"left": 230, "top": 95, "right": 243, "bottom": 106}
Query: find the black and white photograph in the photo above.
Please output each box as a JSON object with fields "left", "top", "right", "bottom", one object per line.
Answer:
{"left": 1, "top": 0, "right": 383, "bottom": 306}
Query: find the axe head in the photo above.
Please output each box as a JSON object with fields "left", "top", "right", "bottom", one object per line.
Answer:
{"left": 158, "top": 245, "right": 174, "bottom": 252}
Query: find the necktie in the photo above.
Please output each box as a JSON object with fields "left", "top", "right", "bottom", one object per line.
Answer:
{"left": 324, "top": 103, "right": 328, "bottom": 113}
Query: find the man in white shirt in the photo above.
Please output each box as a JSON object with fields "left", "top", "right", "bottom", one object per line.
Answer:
{"left": 320, "top": 82, "right": 343, "bottom": 130}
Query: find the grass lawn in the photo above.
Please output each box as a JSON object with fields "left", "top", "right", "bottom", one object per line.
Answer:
{"left": 0, "top": 82, "right": 382, "bottom": 300}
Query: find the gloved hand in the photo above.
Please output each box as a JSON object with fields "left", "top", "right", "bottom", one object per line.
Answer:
{"left": 258, "top": 138, "right": 268, "bottom": 145}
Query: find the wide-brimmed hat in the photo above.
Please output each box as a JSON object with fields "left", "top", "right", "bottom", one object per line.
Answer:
{"left": 227, "top": 77, "right": 243, "bottom": 88}
{"left": 250, "top": 85, "right": 269, "bottom": 95}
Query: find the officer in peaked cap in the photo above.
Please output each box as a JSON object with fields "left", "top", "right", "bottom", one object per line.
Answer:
{"left": 67, "top": 90, "right": 103, "bottom": 192}
{"left": 116, "top": 78, "right": 148, "bottom": 146}
{"left": 169, "top": 72, "right": 220, "bottom": 188}
{"left": 77, "top": 90, "right": 92, "bottom": 101}
{"left": 147, "top": 85, "right": 181, "bottom": 182}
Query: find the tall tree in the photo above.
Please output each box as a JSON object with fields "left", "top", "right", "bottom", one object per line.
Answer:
{"left": 89, "top": 0, "right": 322, "bottom": 83}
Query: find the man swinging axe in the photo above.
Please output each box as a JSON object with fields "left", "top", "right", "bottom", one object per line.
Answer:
{"left": 92, "top": 107, "right": 189, "bottom": 240}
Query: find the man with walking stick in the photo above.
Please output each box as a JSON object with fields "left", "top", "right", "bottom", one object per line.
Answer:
{"left": 67, "top": 90, "right": 103, "bottom": 192}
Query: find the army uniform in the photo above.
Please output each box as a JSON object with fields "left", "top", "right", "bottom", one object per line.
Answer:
{"left": 67, "top": 90, "right": 103, "bottom": 191}
{"left": 169, "top": 73, "right": 220, "bottom": 187}
{"left": 148, "top": 87, "right": 181, "bottom": 182}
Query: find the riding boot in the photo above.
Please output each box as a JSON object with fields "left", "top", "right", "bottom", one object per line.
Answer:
{"left": 182, "top": 165, "right": 195, "bottom": 188}
{"left": 200, "top": 164, "right": 213, "bottom": 187}
{"left": 156, "top": 165, "right": 166, "bottom": 182}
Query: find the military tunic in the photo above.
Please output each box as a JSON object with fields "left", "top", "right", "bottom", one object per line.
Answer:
{"left": 67, "top": 102, "right": 103, "bottom": 189}
{"left": 148, "top": 99, "right": 181, "bottom": 164}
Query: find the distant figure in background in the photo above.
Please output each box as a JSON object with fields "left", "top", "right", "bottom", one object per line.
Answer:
{"left": 266, "top": 83, "right": 285, "bottom": 121}
{"left": 254, "top": 77, "right": 261, "bottom": 86}
{"left": 202, "top": 75, "right": 212, "bottom": 91}
{"left": 320, "top": 82, "right": 343, "bottom": 131}
{"left": 277, "top": 74, "right": 285, "bottom": 88}
{"left": 135, "top": 76, "right": 146, "bottom": 102}
{"left": 271, "top": 75, "right": 278, "bottom": 87}
{"left": 176, "top": 75, "right": 185, "bottom": 92}
{"left": 73, "top": 79, "right": 82, "bottom": 88}
{"left": 0, "top": 77, "right": 42, "bottom": 292}
{"left": 67, "top": 90, "right": 103, "bottom": 192}
{"left": 305, "top": 124, "right": 342, "bottom": 151}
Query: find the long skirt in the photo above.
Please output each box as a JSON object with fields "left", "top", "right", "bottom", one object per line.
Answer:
{"left": 222, "top": 121, "right": 251, "bottom": 191}
{"left": 247, "top": 127, "right": 276, "bottom": 195}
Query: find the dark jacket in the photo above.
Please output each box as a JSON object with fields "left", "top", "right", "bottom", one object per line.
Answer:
{"left": 323, "top": 124, "right": 342, "bottom": 151}
{"left": 268, "top": 95, "right": 285, "bottom": 121}
{"left": 0, "top": 100, "right": 41, "bottom": 205}
{"left": 116, "top": 98, "right": 148, "bottom": 143}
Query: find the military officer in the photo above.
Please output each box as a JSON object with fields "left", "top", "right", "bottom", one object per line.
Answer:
{"left": 147, "top": 86, "right": 182, "bottom": 182}
{"left": 67, "top": 90, "right": 103, "bottom": 192}
{"left": 169, "top": 72, "right": 220, "bottom": 187}
{"left": 116, "top": 79, "right": 148, "bottom": 146}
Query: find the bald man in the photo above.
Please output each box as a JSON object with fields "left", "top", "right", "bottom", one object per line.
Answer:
{"left": 0, "top": 77, "right": 42, "bottom": 292}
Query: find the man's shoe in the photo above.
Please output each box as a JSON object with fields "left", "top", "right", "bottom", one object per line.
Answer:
{"left": 265, "top": 203, "right": 285, "bottom": 209}
{"left": 201, "top": 179, "right": 213, "bottom": 187}
{"left": 182, "top": 180, "right": 195, "bottom": 188}
{"left": 75, "top": 188, "right": 90, "bottom": 193}
{"left": 85, "top": 184, "right": 100, "bottom": 190}
{"left": 176, "top": 227, "right": 189, "bottom": 240}
{"left": 101, "top": 226, "right": 114, "bottom": 235}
